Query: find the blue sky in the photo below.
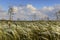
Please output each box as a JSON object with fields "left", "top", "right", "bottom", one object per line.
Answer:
{"left": 0, "top": 0, "right": 60, "bottom": 10}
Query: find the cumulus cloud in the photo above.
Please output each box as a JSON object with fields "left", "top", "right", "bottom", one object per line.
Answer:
{"left": 0, "top": 4, "right": 60, "bottom": 20}
{"left": 40, "top": 4, "right": 60, "bottom": 20}
{"left": 27, "top": 4, "right": 36, "bottom": 10}
{"left": 12, "top": 4, "right": 48, "bottom": 20}
{"left": 0, "top": 6, "right": 8, "bottom": 20}
{"left": 27, "top": 4, "right": 36, "bottom": 13}
{"left": 11, "top": 6, "right": 18, "bottom": 13}
{"left": 42, "top": 6, "right": 54, "bottom": 11}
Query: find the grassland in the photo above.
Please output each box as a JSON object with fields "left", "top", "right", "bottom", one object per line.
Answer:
{"left": 0, "top": 20, "right": 60, "bottom": 40}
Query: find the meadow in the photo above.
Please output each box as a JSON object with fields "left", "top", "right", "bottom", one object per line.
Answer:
{"left": 0, "top": 20, "right": 60, "bottom": 40}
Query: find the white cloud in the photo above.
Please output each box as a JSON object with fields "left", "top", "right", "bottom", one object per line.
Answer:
{"left": 35, "top": 10, "right": 48, "bottom": 19}
{"left": 27, "top": 4, "right": 36, "bottom": 11}
{"left": 40, "top": 4, "right": 60, "bottom": 20}
{"left": 42, "top": 6, "right": 54, "bottom": 12}
{"left": 0, "top": 4, "right": 60, "bottom": 20}
{"left": 26, "top": 4, "right": 36, "bottom": 13}
{"left": 11, "top": 6, "right": 18, "bottom": 13}
{"left": 12, "top": 4, "right": 48, "bottom": 20}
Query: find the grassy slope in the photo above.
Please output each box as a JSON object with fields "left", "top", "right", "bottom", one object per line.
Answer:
{"left": 0, "top": 20, "right": 60, "bottom": 40}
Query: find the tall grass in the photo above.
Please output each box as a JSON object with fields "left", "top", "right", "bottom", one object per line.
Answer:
{"left": 0, "top": 21, "right": 60, "bottom": 40}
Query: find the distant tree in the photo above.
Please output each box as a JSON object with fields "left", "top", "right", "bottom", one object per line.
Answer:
{"left": 48, "top": 17, "right": 49, "bottom": 21}
{"left": 8, "top": 6, "right": 14, "bottom": 20}
{"left": 32, "top": 14, "right": 36, "bottom": 21}
{"left": 41, "top": 16, "right": 49, "bottom": 21}
{"left": 17, "top": 18, "right": 20, "bottom": 21}
{"left": 56, "top": 11, "right": 60, "bottom": 20}
{"left": 46, "top": 16, "right": 49, "bottom": 21}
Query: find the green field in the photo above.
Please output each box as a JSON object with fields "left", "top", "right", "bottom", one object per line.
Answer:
{"left": 0, "top": 20, "right": 60, "bottom": 40}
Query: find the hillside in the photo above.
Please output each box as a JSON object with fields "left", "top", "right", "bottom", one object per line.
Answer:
{"left": 0, "top": 20, "right": 60, "bottom": 40}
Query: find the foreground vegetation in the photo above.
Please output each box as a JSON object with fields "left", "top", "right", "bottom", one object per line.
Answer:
{"left": 0, "top": 20, "right": 60, "bottom": 40}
